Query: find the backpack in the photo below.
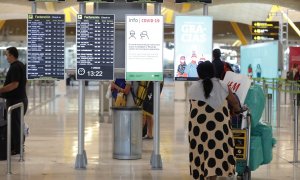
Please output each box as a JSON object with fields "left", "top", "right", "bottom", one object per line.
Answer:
{"left": 134, "top": 81, "right": 149, "bottom": 107}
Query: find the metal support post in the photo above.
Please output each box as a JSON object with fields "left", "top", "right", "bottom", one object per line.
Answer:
{"left": 293, "top": 96, "right": 299, "bottom": 163}
{"left": 203, "top": 3, "right": 208, "bottom": 16}
{"left": 276, "top": 81, "right": 281, "bottom": 127}
{"left": 99, "top": 82, "right": 104, "bottom": 123}
{"left": 268, "top": 94, "right": 272, "bottom": 124}
{"left": 39, "top": 81, "right": 42, "bottom": 104}
{"left": 272, "top": 78, "right": 275, "bottom": 101}
{"left": 33, "top": 81, "right": 36, "bottom": 108}
{"left": 31, "top": 1, "right": 37, "bottom": 14}
{"left": 7, "top": 103, "right": 24, "bottom": 175}
{"left": 151, "top": 3, "right": 163, "bottom": 170}
{"left": 75, "top": 2, "right": 87, "bottom": 169}
{"left": 264, "top": 84, "right": 268, "bottom": 122}
{"left": 284, "top": 80, "right": 287, "bottom": 104}
{"left": 151, "top": 81, "right": 162, "bottom": 169}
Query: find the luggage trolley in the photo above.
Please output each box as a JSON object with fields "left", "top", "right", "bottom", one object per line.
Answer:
{"left": 232, "top": 106, "right": 251, "bottom": 180}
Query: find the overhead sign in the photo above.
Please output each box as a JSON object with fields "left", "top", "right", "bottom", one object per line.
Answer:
{"left": 27, "top": 14, "right": 65, "bottom": 80}
{"left": 174, "top": 16, "right": 213, "bottom": 81}
{"left": 126, "top": 0, "right": 163, "bottom": 3}
{"left": 125, "top": 15, "right": 163, "bottom": 81}
{"left": 77, "top": 0, "right": 114, "bottom": 2}
{"left": 76, "top": 14, "right": 115, "bottom": 80}
{"left": 252, "top": 21, "right": 279, "bottom": 41}
{"left": 252, "top": 35, "right": 279, "bottom": 41}
{"left": 175, "top": 0, "right": 212, "bottom": 3}
{"left": 252, "top": 21, "right": 279, "bottom": 28}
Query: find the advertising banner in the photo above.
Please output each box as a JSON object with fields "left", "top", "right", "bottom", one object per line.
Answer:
{"left": 240, "top": 41, "right": 280, "bottom": 78}
{"left": 125, "top": 15, "right": 163, "bottom": 81}
{"left": 174, "top": 16, "right": 213, "bottom": 81}
{"left": 289, "top": 47, "right": 300, "bottom": 71}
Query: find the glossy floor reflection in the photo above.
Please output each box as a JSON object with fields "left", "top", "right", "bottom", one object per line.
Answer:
{"left": 0, "top": 80, "right": 300, "bottom": 180}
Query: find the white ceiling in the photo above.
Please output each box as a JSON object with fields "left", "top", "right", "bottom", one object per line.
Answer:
{"left": 0, "top": 0, "right": 299, "bottom": 25}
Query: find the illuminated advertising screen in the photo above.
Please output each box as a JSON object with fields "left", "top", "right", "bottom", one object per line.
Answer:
{"left": 76, "top": 14, "right": 115, "bottom": 80}
{"left": 27, "top": 14, "right": 65, "bottom": 80}
{"left": 289, "top": 47, "right": 300, "bottom": 72}
{"left": 240, "top": 41, "right": 280, "bottom": 78}
{"left": 125, "top": 15, "right": 163, "bottom": 81}
{"left": 174, "top": 16, "right": 213, "bottom": 81}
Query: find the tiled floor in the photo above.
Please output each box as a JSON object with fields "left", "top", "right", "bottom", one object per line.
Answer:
{"left": 0, "top": 79, "right": 300, "bottom": 180}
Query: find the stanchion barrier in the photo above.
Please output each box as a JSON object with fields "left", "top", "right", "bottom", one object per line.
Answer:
{"left": 7, "top": 102, "right": 24, "bottom": 175}
{"left": 267, "top": 94, "right": 272, "bottom": 124}
{"left": 284, "top": 80, "right": 287, "bottom": 104}
{"left": 293, "top": 96, "right": 298, "bottom": 163}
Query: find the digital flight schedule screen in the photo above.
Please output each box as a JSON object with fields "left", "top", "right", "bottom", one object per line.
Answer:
{"left": 27, "top": 14, "right": 65, "bottom": 80}
{"left": 76, "top": 14, "right": 115, "bottom": 80}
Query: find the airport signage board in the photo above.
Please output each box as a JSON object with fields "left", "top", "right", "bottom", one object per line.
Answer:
{"left": 252, "top": 21, "right": 279, "bottom": 41}
{"left": 174, "top": 16, "right": 213, "bottom": 81}
{"left": 125, "top": 15, "right": 163, "bottom": 81}
{"left": 175, "top": 0, "right": 212, "bottom": 3}
{"left": 77, "top": 0, "right": 114, "bottom": 2}
{"left": 76, "top": 14, "right": 115, "bottom": 80}
{"left": 252, "top": 35, "right": 279, "bottom": 41}
{"left": 126, "top": 0, "right": 163, "bottom": 3}
{"left": 27, "top": 14, "right": 65, "bottom": 80}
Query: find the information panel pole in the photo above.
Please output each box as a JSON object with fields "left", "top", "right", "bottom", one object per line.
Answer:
{"left": 75, "top": 2, "right": 88, "bottom": 170}
{"left": 151, "top": 3, "right": 163, "bottom": 170}
{"left": 203, "top": 3, "right": 208, "bottom": 15}
{"left": 31, "top": 1, "right": 37, "bottom": 107}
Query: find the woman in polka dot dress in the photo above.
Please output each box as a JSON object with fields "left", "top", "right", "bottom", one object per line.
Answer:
{"left": 188, "top": 61, "right": 240, "bottom": 180}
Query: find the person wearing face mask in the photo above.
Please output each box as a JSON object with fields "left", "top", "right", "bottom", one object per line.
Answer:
{"left": 0, "top": 47, "right": 28, "bottom": 155}
{"left": 184, "top": 51, "right": 198, "bottom": 78}
{"left": 177, "top": 55, "right": 187, "bottom": 77}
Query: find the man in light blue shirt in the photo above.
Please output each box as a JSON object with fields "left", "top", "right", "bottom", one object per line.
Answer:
{"left": 184, "top": 53, "right": 198, "bottom": 77}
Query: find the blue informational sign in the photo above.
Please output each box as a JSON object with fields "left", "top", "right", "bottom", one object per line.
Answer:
{"left": 240, "top": 41, "right": 280, "bottom": 78}
{"left": 27, "top": 14, "right": 65, "bottom": 80}
{"left": 76, "top": 14, "right": 115, "bottom": 80}
{"left": 174, "top": 16, "right": 213, "bottom": 81}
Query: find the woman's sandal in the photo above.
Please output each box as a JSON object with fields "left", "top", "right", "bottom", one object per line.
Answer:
{"left": 143, "top": 135, "right": 153, "bottom": 140}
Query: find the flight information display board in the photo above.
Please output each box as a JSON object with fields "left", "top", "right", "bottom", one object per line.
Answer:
{"left": 77, "top": 0, "right": 114, "bottom": 2}
{"left": 76, "top": 14, "right": 115, "bottom": 80}
{"left": 27, "top": 14, "right": 65, "bottom": 80}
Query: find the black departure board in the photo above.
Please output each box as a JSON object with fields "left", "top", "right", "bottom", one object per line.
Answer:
{"left": 127, "top": 0, "right": 163, "bottom": 3}
{"left": 76, "top": 14, "right": 115, "bottom": 80}
{"left": 77, "top": 0, "right": 114, "bottom": 2}
{"left": 27, "top": 14, "right": 65, "bottom": 80}
{"left": 29, "top": 0, "right": 65, "bottom": 1}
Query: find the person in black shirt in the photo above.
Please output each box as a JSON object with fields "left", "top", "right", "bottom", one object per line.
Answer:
{"left": 212, "top": 49, "right": 224, "bottom": 79}
{"left": 0, "top": 47, "right": 28, "bottom": 155}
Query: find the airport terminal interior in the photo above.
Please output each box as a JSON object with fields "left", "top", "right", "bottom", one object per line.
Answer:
{"left": 0, "top": 0, "right": 300, "bottom": 179}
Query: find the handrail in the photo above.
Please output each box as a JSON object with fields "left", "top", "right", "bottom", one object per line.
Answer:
{"left": 7, "top": 102, "right": 24, "bottom": 175}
